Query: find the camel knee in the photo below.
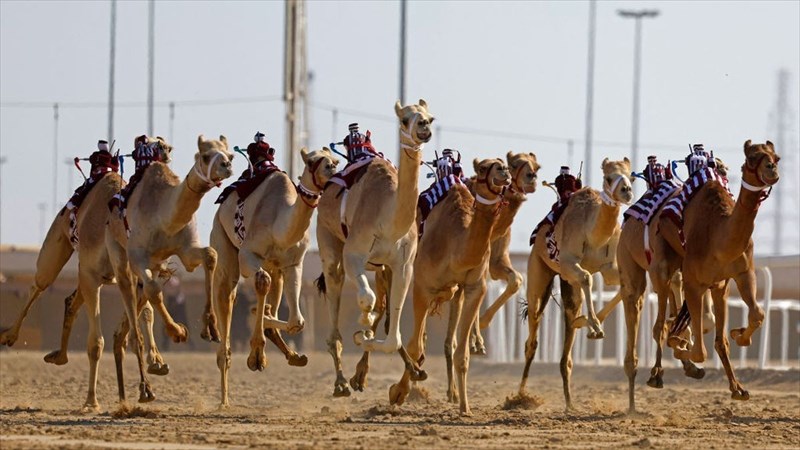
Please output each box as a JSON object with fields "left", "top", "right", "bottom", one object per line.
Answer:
{"left": 254, "top": 270, "right": 271, "bottom": 296}
{"left": 217, "top": 347, "right": 231, "bottom": 371}
{"left": 143, "top": 280, "right": 161, "bottom": 302}
{"left": 356, "top": 283, "right": 376, "bottom": 313}
{"left": 142, "top": 303, "right": 154, "bottom": 322}
{"left": 624, "top": 355, "right": 638, "bottom": 378}
{"left": 204, "top": 248, "right": 218, "bottom": 269}
{"left": 88, "top": 336, "right": 104, "bottom": 360}
{"left": 560, "top": 356, "right": 573, "bottom": 376}
{"left": 508, "top": 271, "right": 523, "bottom": 292}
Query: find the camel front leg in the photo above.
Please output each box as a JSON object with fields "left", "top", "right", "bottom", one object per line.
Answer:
{"left": 621, "top": 281, "right": 644, "bottom": 413}
{"left": 454, "top": 280, "right": 486, "bottom": 416}
{"left": 729, "top": 268, "right": 764, "bottom": 347}
{"left": 178, "top": 246, "right": 220, "bottom": 342}
{"left": 357, "top": 246, "right": 414, "bottom": 353}
{"left": 673, "top": 278, "right": 707, "bottom": 363}
{"left": 142, "top": 302, "right": 169, "bottom": 376}
{"left": 561, "top": 258, "right": 604, "bottom": 339}
{"left": 239, "top": 248, "right": 270, "bottom": 372}
{"left": 710, "top": 282, "right": 750, "bottom": 400}
{"left": 471, "top": 262, "right": 523, "bottom": 355}
{"left": 44, "top": 289, "right": 82, "bottom": 366}
{"left": 559, "top": 279, "right": 581, "bottom": 411}
{"left": 80, "top": 274, "right": 105, "bottom": 412}
{"left": 519, "top": 259, "right": 555, "bottom": 395}
{"left": 350, "top": 276, "right": 388, "bottom": 392}
{"left": 343, "top": 252, "right": 379, "bottom": 329}
{"left": 389, "top": 282, "right": 430, "bottom": 406}
{"left": 446, "top": 287, "right": 465, "bottom": 403}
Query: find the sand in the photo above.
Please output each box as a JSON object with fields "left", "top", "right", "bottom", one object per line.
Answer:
{"left": 1, "top": 350, "right": 798, "bottom": 449}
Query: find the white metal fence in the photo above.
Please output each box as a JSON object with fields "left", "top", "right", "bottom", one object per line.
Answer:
{"left": 485, "top": 266, "right": 800, "bottom": 370}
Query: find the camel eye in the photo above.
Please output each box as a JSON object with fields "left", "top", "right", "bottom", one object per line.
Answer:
{"left": 605, "top": 176, "right": 612, "bottom": 184}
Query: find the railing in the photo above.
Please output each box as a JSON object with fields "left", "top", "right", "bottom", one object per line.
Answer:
{"left": 484, "top": 264, "right": 800, "bottom": 370}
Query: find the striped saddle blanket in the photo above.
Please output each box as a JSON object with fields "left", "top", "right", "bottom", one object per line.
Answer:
{"left": 529, "top": 198, "right": 572, "bottom": 262}
{"left": 661, "top": 167, "right": 732, "bottom": 245}
{"left": 215, "top": 163, "right": 281, "bottom": 205}
{"left": 417, "top": 175, "right": 464, "bottom": 237}
{"left": 623, "top": 180, "right": 681, "bottom": 225}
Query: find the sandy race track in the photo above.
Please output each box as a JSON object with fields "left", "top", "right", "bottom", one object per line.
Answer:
{"left": 0, "top": 350, "right": 798, "bottom": 449}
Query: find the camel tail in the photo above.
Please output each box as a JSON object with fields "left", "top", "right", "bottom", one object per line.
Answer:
{"left": 314, "top": 273, "right": 327, "bottom": 296}
{"left": 669, "top": 300, "right": 691, "bottom": 336}
{"left": 520, "top": 278, "right": 555, "bottom": 322}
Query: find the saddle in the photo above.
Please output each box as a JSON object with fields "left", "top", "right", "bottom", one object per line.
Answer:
{"left": 417, "top": 174, "right": 464, "bottom": 238}
{"left": 661, "top": 167, "right": 731, "bottom": 246}
{"left": 215, "top": 163, "right": 281, "bottom": 205}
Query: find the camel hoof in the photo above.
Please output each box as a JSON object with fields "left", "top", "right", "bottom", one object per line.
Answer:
{"left": 287, "top": 353, "right": 308, "bottom": 367}
{"left": 80, "top": 401, "right": 101, "bottom": 414}
{"left": 683, "top": 363, "right": 706, "bottom": 380}
{"left": 0, "top": 328, "right": 19, "bottom": 347}
{"left": 218, "top": 402, "right": 230, "bottom": 411}
{"left": 333, "top": 382, "right": 351, "bottom": 398}
{"left": 470, "top": 344, "right": 487, "bottom": 356}
{"left": 44, "top": 350, "right": 69, "bottom": 366}
{"left": 731, "top": 389, "right": 750, "bottom": 401}
{"left": 447, "top": 390, "right": 459, "bottom": 404}
{"left": 410, "top": 368, "right": 428, "bottom": 382}
{"left": 138, "top": 382, "right": 155, "bottom": 403}
{"left": 147, "top": 362, "right": 170, "bottom": 376}
{"left": 587, "top": 330, "right": 605, "bottom": 340}
{"left": 349, "top": 373, "right": 366, "bottom": 392}
{"left": 168, "top": 323, "right": 189, "bottom": 344}
{"left": 389, "top": 383, "right": 407, "bottom": 406}
{"left": 247, "top": 349, "right": 268, "bottom": 372}
{"left": 646, "top": 375, "right": 664, "bottom": 389}
{"left": 352, "top": 330, "right": 373, "bottom": 346}
{"left": 200, "top": 325, "right": 220, "bottom": 343}
{"left": 730, "top": 328, "right": 752, "bottom": 346}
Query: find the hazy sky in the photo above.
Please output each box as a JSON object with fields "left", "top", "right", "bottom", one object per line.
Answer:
{"left": 1, "top": 0, "right": 798, "bottom": 254}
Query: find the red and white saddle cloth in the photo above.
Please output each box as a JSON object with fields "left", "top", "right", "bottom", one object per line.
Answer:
{"left": 215, "top": 162, "right": 282, "bottom": 246}
{"left": 327, "top": 154, "right": 391, "bottom": 238}
{"left": 63, "top": 170, "right": 116, "bottom": 250}
{"left": 417, "top": 174, "right": 465, "bottom": 237}
{"left": 661, "top": 167, "right": 732, "bottom": 247}
{"left": 529, "top": 198, "right": 572, "bottom": 263}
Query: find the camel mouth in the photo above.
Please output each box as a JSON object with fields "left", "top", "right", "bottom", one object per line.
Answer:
{"left": 763, "top": 174, "right": 779, "bottom": 185}
{"left": 416, "top": 129, "right": 432, "bottom": 143}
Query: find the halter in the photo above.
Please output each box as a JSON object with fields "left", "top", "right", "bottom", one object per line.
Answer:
{"left": 296, "top": 156, "right": 326, "bottom": 208}
{"left": 308, "top": 156, "right": 327, "bottom": 191}
{"left": 474, "top": 191, "right": 507, "bottom": 216}
{"left": 741, "top": 153, "right": 775, "bottom": 207}
{"left": 476, "top": 162, "right": 506, "bottom": 196}
{"left": 399, "top": 113, "right": 426, "bottom": 160}
{"left": 600, "top": 174, "right": 626, "bottom": 206}
{"left": 192, "top": 152, "right": 224, "bottom": 190}
{"left": 508, "top": 162, "right": 534, "bottom": 195}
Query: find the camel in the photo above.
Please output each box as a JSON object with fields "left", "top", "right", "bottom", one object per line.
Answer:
{"left": 518, "top": 158, "right": 633, "bottom": 410}
{"left": 210, "top": 146, "right": 339, "bottom": 407}
{"left": 315, "top": 99, "right": 433, "bottom": 397}
{"left": 469, "top": 151, "right": 540, "bottom": 355}
{"left": 663, "top": 140, "right": 780, "bottom": 400}
{"left": 103, "top": 135, "right": 234, "bottom": 408}
{"left": 389, "top": 158, "right": 512, "bottom": 415}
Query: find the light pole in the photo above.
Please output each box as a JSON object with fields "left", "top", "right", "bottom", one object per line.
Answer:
{"left": 0, "top": 156, "right": 7, "bottom": 243}
{"left": 583, "top": 0, "right": 596, "bottom": 187}
{"left": 618, "top": 8, "right": 659, "bottom": 195}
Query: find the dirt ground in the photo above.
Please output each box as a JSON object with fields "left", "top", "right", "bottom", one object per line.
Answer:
{"left": 0, "top": 349, "right": 798, "bottom": 449}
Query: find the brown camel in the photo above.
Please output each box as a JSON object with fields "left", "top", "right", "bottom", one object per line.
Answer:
{"left": 210, "top": 146, "right": 339, "bottom": 407}
{"left": 315, "top": 100, "right": 433, "bottom": 397}
{"left": 104, "top": 135, "right": 234, "bottom": 407}
{"left": 469, "top": 151, "right": 540, "bottom": 355}
{"left": 519, "top": 158, "right": 633, "bottom": 410}
{"left": 389, "top": 158, "right": 512, "bottom": 415}
{"left": 664, "top": 140, "right": 780, "bottom": 400}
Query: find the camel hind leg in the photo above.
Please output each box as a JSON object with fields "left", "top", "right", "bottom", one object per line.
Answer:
{"left": 44, "top": 288, "right": 82, "bottom": 366}
{"left": 471, "top": 259, "right": 523, "bottom": 355}
{"left": 0, "top": 222, "right": 74, "bottom": 346}
{"left": 446, "top": 287, "right": 465, "bottom": 403}
{"left": 350, "top": 266, "right": 389, "bottom": 392}
{"left": 263, "top": 268, "right": 308, "bottom": 368}
{"left": 177, "top": 245, "right": 220, "bottom": 343}
{"left": 142, "top": 302, "right": 169, "bottom": 376}
{"left": 318, "top": 227, "right": 349, "bottom": 398}
{"left": 559, "top": 278, "right": 582, "bottom": 411}
{"left": 210, "top": 221, "right": 240, "bottom": 408}
{"left": 80, "top": 273, "right": 105, "bottom": 412}
{"left": 519, "top": 256, "right": 556, "bottom": 395}
{"left": 710, "top": 282, "right": 750, "bottom": 400}
{"left": 729, "top": 267, "right": 763, "bottom": 347}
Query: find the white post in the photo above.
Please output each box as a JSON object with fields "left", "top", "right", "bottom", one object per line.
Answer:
{"left": 758, "top": 266, "right": 773, "bottom": 369}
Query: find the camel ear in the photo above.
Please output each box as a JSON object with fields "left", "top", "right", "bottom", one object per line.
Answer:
{"left": 419, "top": 98, "right": 428, "bottom": 109}
{"left": 601, "top": 157, "right": 609, "bottom": 169}
{"left": 506, "top": 151, "right": 515, "bottom": 166}
{"left": 743, "top": 139, "right": 752, "bottom": 154}
{"left": 219, "top": 135, "right": 228, "bottom": 147}
{"left": 473, "top": 158, "right": 482, "bottom": 175}
{"left": 623, "top": 157, "right": 631, "bottom": 167}
{"left": 198, "top": 135, "right": 206, "bottom": 148}
{"left": 300, "top": 147, "right": 309, "bottom": 164}
{"left": 395, "top": 101, "right": 403, "bottom": 117}
{"left": 766, "top": 140, "right": 774, "bottom": 149}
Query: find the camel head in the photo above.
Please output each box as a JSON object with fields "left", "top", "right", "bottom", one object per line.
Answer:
{"left": 506, "top": 151, "right": 540, "bottom": 194}
{"left": 144, "top": 136, "right": 173, "bottom": 163}
{"left": 472, "top": 157, "right": 512, "bottom": 200}
{"left": 742, "top": 140, "right": 780, "bottom": 187}
{"left": 714, "top": 157, "right": 729, "bottom": 178}
{"left": 195, "top": 135, "right": 235, "bottom": 188}
{"left": 600, "top": 157, "right": 634, "bottom": 205}
{"left": 395, "top": 99, "right": 434, "bottom": 150}
{"left": 299, "top": 146, "right": 340, "bottom": 192}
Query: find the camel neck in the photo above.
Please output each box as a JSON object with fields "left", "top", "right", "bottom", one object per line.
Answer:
{"left": 275, "top": 176, "right": 318, "bottom": 246}
{"left": 460, "top": 199, "right": 501, "bottom": 267}
{"left": 491, "top": 190, "right": 525, "bottom": 242}
{"left": 588, "top": 199, "right": 620, "bottom": 247}
{"left": 165, "top": 169, "right": 207, "bottom": 235}
{"left": 388, "top": 138, "right": 422, "bottom": 242}
{"left": 716, "top": 184, "right": 763, "bottom": 261}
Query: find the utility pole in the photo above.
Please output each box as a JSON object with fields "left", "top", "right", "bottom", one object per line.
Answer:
{"left": 169, "top": 101, "right": 175, "bottom": 143}
{"left": 398, "top": 0, "right": 407, "bottom": 160}
{"left": 52, "top": 103, "right": 59, "bottom": 215}
{"left": 583, "top": 0, "right": 596, "bottom": 187}
{"left": 618, "top": 8, "right": 659, "bottom": 196}
{"left": 147, "top": 0, "right": 155, "bottom": 136}
{"left": 108, "top": 0, "right": 117, "bottom": 141}
{"left": 64, "top": 158, "right": 75, "bottom": 196}
{"left": 0, "top": 156, "right": 6, "bottom": 243}
{"left": 38, "top": 202, "right": 47, "bottom": 242}
{"left": 283, "top": 0, "right": 307, "bottom": 180}
{"left": 772, "top": 69, "right": 790, "bottom": 255}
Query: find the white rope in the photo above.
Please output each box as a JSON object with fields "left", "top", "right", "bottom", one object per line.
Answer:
{"left": 399, "top": 113, "right": 424, "bottom": 152}
{"left": 475, "top": 193, "right": 501, "bottom": 205}
{"left": 741, "top": 179, "right": 770, "bottom": 192}
{"left": 193, "top": 152, "right": 223, "bottom": 188}
{"left": 601, "top": 174, "right": 625, "bottom": 206}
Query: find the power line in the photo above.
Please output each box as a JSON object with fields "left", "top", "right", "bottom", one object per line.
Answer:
{"left": 0, "top": 96, "right": 284, "bottom": 109}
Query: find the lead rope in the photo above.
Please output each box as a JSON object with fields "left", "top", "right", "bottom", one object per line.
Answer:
{"left": 600, "top": 175, "right": 625, "bottom": 206}
{"left": 193, "top": 152, "right": 223, "bottom": 188}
